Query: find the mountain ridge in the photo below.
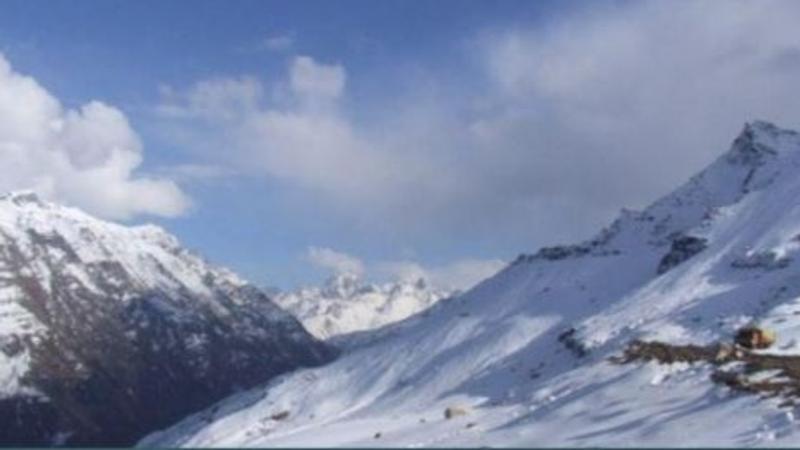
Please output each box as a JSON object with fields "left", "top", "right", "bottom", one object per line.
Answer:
{"left": 143, "top": 121, "right": 800, "bottom": 447}
{"left": 272, "top": 273, "right": 454, "bottom": 340}
{"left": 0, "top": 192, "right": 335, "bottom": 445}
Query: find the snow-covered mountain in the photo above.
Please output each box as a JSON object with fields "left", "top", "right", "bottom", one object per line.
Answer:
{"left": 0, "top": 192, "right": 335, "bottom": 446}
{"left": 144, "top": 121, "right": 800, "bottom": 447}
{"left": 272, "top": 273, "right": 454, "bottom": 340}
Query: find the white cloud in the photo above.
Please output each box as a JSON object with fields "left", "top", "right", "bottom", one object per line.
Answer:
{"left": 156, "top": 77, "right": 263, "bottom": 120}
{"left": 289, "top": 56, "right": 346, "bottom": 99}
{"left": 374, "top": 261, "right": 428, "bottom": 285}
{"left": 306, "top": 246, "right": 365, "bottom": 277}
{"left": 475, "top": 0, "right": 800, "bottom": 214}
{"left": 304, "top": 246, "right": 504, "bottom": 291}
{"left": 0, "top": 53, "right": 188, "bottom": 219}
{"left": 158, "top": 56, "right": 417, "bottom": 208}
{"left": 159, "top": 2, "right": 800, "bottom": 249}
{"left": 377, "top": 258, "right": 506, "bottom": 291}
{"left": 431, "top": 258, "right": 507, "bottom": 290}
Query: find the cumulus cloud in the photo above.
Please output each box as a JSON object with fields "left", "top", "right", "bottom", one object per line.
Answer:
{"left": 159, "top": 2, "right": 800, "bottom": 250}
{"left": 289, "top": 56, "right": 345, "bottom": 99}
{"left": 0, "top": 53, "right": 188, "bottom": 219}
{"left": 158, "top": 56, "right": 421, "bottom": 209}
{"left": 306, "top": 246, "right": 365, "bottom": 277}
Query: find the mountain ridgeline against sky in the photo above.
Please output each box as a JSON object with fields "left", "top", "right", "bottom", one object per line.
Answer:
{"left": 0, "top": 193, "right": 335, "bottom": 446}
{"left": 144, "top": 122, "right": 800, "bottom": 447}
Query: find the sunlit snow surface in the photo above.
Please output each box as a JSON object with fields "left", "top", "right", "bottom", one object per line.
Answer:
{"left": 144, "top": 122, "right": 800, "bottom": 447}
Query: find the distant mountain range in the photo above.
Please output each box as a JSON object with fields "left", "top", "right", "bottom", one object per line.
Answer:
{"left": 271, "top": 273, "right": 454, "bottom": 340}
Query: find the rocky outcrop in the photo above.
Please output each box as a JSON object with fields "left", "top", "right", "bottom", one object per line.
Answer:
{"left": 731, "top": 251, "right": 791, "bottom": 270}
{"left": 657, "top": 234, "right": 708, "bottom": 274}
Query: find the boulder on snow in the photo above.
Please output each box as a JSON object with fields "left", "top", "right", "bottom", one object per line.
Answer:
{"left": 735, "top": 327, "right": 776, "bottom": 349}
{"left": 558, "top": 327, "right": 588, "bottom": 357}
{"left": 271, "top": 410, "right": 290, "bottom": 421}
{"left": 444, "top": 406, "right": 469, "bottom": 419}
{"left": 731, "top": 250, "right": 791, "bottom": 270}
{"left": 714, "top": 343, "right": 735, "bottom": 362}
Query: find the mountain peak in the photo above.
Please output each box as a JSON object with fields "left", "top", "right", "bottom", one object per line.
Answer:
{"left": 744, "top": 119, "right": 795, "bottom": 136}
{"left": 321, "top": 272, "right": 361, "bottom": 298}
{"left": 0, "top": 190, "right": 45, "bottom": 206}
{"left": 275, "top": 274, "right": 454, "bottom": 339}
{"left": 727, "top": 120, "right": 799, "bottom": 165}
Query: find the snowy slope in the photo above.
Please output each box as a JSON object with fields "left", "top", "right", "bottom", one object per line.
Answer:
{"left": 0, "top": 192, "right": 334, "bottom": 445}
{"left": 144, "top": 121, "right": 800, "bottom": 447}
{"left": 272, "top": 274, "right": 454, "bottom": 340}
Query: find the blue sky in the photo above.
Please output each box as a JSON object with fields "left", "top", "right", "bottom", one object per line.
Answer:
{"left": 0, "top": 0, "right": 799, "bottom": 289}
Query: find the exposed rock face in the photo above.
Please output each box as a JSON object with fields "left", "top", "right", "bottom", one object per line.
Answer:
{"left": 731, "top": 250, "right": 792, "bottom": 270}
{"left": 657, "top": 234, "right": 707, "bottom": 274}
{"left": 0, "top": 192, "right": 335, "bottom": 446}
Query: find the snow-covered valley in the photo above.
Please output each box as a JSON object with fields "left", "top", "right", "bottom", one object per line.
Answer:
{"left": 141, "top": 121, "right": 800, "bottom": 447}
